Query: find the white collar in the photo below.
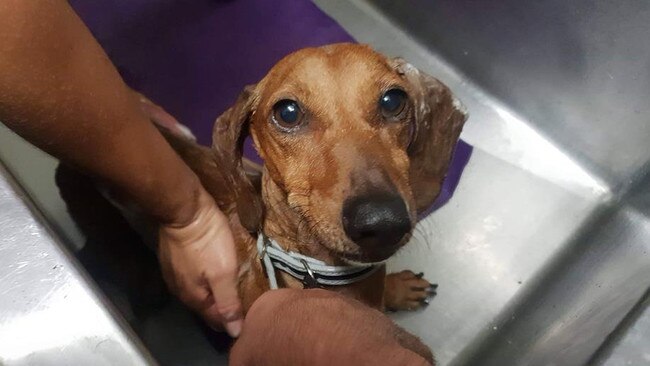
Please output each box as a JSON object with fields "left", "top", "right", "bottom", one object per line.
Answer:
{"left": 256, "top": 233, "right": 380, "bottom": 289}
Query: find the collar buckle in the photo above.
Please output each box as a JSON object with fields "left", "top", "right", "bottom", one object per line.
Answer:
{"left": 299, "top": 259, "right": 322, "bottom": 289}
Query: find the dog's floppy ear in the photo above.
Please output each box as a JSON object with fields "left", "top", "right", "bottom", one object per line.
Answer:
{"left": 392, "top": 58, "right": 469, "bottom": 214}
{"left": 212, "top": 85, "right": 263, "bottom": 233}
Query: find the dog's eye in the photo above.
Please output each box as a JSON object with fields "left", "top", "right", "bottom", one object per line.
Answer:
{"left": 379, "top": 88, "right": 407, "bottom": 118}
{"left": 272, "top": 99, "right": 304, "bottom": 129}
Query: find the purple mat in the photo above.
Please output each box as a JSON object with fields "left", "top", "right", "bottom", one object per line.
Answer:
{"left": 69, "top": 0, "right": 471, "bottom": 215}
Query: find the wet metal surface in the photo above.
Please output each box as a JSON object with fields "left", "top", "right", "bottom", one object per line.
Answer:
{"left": 597, "top": 291, "right": 650, "bottom": 366}
{"left": 0, "top": 164, "right": 154, "bottom": 366}
{"left": 314, "top": 1, "right": 650, "bottom": 365}
{"left": 0, "top": 1, "right": 648, "bottom": 365}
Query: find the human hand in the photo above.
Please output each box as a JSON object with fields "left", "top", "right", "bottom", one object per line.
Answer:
{"left": 135, "top": 92, "right": 196, "bottom": 140}
{"left": 158, "top": 188, "right": 243, "bottom": 337}
{"left": 135, "top": 92, "right": 243, "bottom": 337}
{"left": 230, "top": 289, "right": 434, "bottom": 365}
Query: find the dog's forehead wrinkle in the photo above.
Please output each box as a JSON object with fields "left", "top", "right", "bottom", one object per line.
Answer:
{"left": 297, "top": 53, "right": 383, "bottom": 96}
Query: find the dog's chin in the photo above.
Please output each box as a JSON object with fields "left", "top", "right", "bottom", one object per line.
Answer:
{"left": 338, "top": 232, "right": 413, "bottom": 265}
{"left": 314, "top": 230, "right": 410, "bottom": 266}
{"left": 337, "top": 246, "right": 401, "bottom": 265}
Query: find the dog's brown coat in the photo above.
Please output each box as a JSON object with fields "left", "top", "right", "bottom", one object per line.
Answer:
{"left": 162, "top": 43, "right": 467, "bottom": 363}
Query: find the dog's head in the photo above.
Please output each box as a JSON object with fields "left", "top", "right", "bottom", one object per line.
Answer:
{"left": 216, "top": 43, "right": 467, "bottom": 263}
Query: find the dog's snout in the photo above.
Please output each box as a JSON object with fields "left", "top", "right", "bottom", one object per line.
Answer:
{"left": 342, "top": 193, "right": 411, "bottom": 250}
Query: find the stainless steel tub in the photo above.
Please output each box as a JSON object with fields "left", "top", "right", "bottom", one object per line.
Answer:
{"left": 313, "top": 1, "right": 650, "bottom": 365}
{"left": 1, "top": 1, "right": 648, "bottom": 365}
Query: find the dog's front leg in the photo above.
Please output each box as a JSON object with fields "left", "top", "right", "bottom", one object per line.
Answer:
{"left": 384, "top": 270, "right": 437, "bottom": 311}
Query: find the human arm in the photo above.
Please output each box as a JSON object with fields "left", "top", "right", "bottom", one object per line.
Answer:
{"left": 0, "top": 0, "right": 242, "bottom": 336}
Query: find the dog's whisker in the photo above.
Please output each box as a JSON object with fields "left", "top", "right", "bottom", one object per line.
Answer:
{"left": 412, "top": 221, "right": 437, "bottom": 250}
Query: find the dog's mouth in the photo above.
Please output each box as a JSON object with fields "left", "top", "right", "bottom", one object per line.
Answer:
{"left": 339, "top": 249, "right": 397, "bottom": 265}
{"left": 327, "top": 233, "right": 412, "bottom": 265}
{"left": 288, "top": 190, "right": 414, "bottom": 265}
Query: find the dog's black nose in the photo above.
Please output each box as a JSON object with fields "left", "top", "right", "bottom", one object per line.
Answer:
{"left": 342, "top": 193, "right": 411, "bottom": 250}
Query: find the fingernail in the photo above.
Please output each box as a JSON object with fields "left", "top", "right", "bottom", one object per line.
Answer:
{"left": 176, "top": 123, "right": 197, "bottom": 140}
{"left": 225, "top": 319, "right": 243, "bottom": 338}
{"left": 415, "top": 272, "right": 424, "bottom": 278}
{"left": 223, "top": 310, "right": 242, "bottom": 322}
{"left": 421, "top": 298, "right": 430, "bottom": 306}
{"left": 429, "top": 283, "right": 438, "bottom": 289}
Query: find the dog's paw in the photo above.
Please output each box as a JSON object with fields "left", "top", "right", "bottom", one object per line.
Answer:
{"left": 384, "top": 270, "right": 437, "bottom": 312}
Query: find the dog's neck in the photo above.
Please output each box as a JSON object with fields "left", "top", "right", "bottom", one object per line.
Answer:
{"left": 255, "top": 168, "right": 386, "bottom": 307}
{"left": 259, "top": 169, "right": 340, "bottom": 265}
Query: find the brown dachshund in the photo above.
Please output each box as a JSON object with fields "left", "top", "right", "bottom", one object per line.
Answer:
{"left": 160, "top": 42, "right": 466, "bottom": 357}
{"left": 162, "top": 43, "right": 467, "bottom": 310}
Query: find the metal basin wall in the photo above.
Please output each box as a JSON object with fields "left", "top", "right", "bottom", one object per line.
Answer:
{"left": 313, "top": 1, "right": 650, "bottom": 365}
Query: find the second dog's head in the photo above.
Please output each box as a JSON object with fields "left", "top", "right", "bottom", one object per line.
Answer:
{"left": 215, "top": 43, "right": 467, "bottom": 264}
